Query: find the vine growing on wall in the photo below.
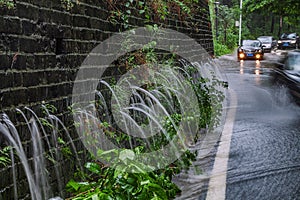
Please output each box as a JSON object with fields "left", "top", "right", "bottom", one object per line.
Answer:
{"left": 106, "top": 0, "right": 200, "bottom": 29}
{"left": 0, "top": 0, "right": 14, "bottom": 8}
{"left": 61, "top": 0, "right": 79, "bottom": 10}
{"left": 0, "top": 0, "right": 79, "bottom": 10}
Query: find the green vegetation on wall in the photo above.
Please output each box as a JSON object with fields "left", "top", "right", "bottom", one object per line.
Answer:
{"left": 0, "top": 0, "right": 14, "bottom": 8}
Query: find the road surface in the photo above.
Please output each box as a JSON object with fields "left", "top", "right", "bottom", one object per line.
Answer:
{"left": 174, "top": 51, "right": 300, "bottom": 200}
{"left": 211, "top": 52, "right": 300, "bottom": 200}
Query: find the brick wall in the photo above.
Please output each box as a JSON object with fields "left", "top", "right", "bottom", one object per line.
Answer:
{"left": 0, "top": 0, "right": 213, "bottom": 199}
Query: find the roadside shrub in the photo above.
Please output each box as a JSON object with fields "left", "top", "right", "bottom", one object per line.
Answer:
{"left": 214, "top": 41, "right": 232, "bottom": 57}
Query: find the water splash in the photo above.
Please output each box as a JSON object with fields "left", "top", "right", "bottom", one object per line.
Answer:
{"left": 0, "top": 107, "right": 82, "bottom": 200}
{"left": 0, "top": 113, "right": 43, "bottom": 200}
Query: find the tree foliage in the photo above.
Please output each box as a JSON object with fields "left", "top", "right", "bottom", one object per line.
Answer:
{"left": 245, "top": 0, "right": 300, "bottom": 15}
{"left": 213, "top": 0, "right": 300, "bottom": 55}
{"left": 244, "top": 0, "right": 300, "bottom": 25}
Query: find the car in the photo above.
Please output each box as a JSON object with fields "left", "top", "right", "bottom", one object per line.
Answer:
{"left": 257, "top": 36, "right": 277, "bottom": 53}
{"left": 272, "top": 50, "right": 300, "bottom": 102}
{"left": 237, "top": 40, "right": 264, "bottom": 60}
{"left": 277, "top": 33, "right": 299, "bottom": 49}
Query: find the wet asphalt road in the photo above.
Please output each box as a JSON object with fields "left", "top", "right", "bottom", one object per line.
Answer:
{"left": 221, "top": 52, "right": 300, "bottom": 200}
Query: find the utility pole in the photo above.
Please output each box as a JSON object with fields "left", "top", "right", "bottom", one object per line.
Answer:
{"left": 238, "top": 0, "right": 243, "bottom": 46}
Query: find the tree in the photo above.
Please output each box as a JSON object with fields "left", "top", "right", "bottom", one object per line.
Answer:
{"left": 244, "top": 0, "right": 300, "bottom": 36}
{"left": 218, "top": 5, "right": 235, "bottom": 45}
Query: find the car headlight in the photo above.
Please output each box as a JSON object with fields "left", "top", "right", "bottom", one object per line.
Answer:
{"left": 291, "top": 40, "right": 296, "bottom": 44}
{"left": 278, "top": 40, "right": 282, "bottom": 43}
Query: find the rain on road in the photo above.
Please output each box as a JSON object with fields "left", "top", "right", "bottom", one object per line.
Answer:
{"left": 220, "top": 52, "right": 300, "bottom": 200}
{"left": 174, "top": 51, "right": 300, "bottom": 200}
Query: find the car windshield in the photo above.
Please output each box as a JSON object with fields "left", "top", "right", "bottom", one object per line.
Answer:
{"left": 242, "top": 40, "right": 261, "bottom": 47}
{"left": 258, "top": 37, "right": 271, "bottom": 43}
{"left": 281, "top": 33, "right": 297, "bottom": 39}
{"left": 286, "top": 54, "right": 300, "bottom": 71}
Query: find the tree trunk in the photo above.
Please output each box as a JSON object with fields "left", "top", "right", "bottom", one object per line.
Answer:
{"left": 270, "top": 15, "right": 275, "bottom": 34}
{"left": 278, "top": 15, "right": 283, "bottom": 37}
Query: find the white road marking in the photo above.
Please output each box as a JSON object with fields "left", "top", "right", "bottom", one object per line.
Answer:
{"left": 206, "top": 89, "right": 238, "bottom": 200}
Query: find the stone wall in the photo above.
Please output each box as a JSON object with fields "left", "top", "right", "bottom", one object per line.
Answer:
{"left": 0, "top": 0, "right": 213, "bottom": 198}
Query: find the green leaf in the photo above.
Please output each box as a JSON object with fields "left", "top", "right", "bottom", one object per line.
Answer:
{"left": 141, "top": 180, "right": 150, "bottom": 185}
{"left": 147, "top": 183, "right": 168, "bottom": 199}
{"left": 119, "top": 149, "right": 135, "bottom": 161}
{"left": 97, "top": 149, "right": 118, "bottom": 161}
{"left": 151, "top": 195, "right": 162, "bottom": 200}
{"left": 91, "top": 194, "right": 99, "bottom": 200}
{"left": 126, "top": 176, "right": 137, "bottom": 185}
{"left": 66, "top": 179, "right": 81, "bottom": 192}
{"left": 58, "top": 137, "right": 66, "bottom": 145}
{"left": 85, "top": 162, "right": 102, "bottom": 174}
{"left": 98, "top": 192, "right": 114, "bottom": 200}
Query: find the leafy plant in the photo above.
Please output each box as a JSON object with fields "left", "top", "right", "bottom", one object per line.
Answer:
{"left": 214, "top": 41, "right": 232, "bottom": 57}
{"left": 0, "top": 0, "right": 14, "bottom": 8}
{"left": 61, "top": 0, "right": 79, "bottom": 10}
{"left": 0, "top": 146, "right": 11, "bottom": 166}
{"left": 107, "top": 0, "right": 201, "bottom": 28}
{"left": 66, "top": 149, "right": 181, "bottom": 200}
{"left": 66, "top": 5, "right": 225, "bottom": 197}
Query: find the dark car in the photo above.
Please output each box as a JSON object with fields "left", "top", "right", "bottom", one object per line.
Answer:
{"left": 257, "top": 36, "right": 277, "bottom": 53}
{"left": 272, "top": 50, "right": 300, "bottom": 102}
{"left": 237, "top": 40, "right": 264, "bottom": 60}
{"left": 277, "top": 33, "right": 300, "bottom": 49}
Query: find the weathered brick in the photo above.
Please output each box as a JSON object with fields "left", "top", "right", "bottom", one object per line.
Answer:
{"left": 22, "top": 71, "right": 44, "bottom": 87}
{"left": 72, "top": 15, "right": 90, "bottom": 28}
{"left": 0, "top": 53, "right": 11, "bottom": 70}
{"left": 1, "top": 35, "right": 19, "bottom": 52}
{"left": 51, "top": 10, "right": 71, "bottom": 25}
{"left": 19, "top": 37, "right": 37, "bottom": 53}
{"left": 21, "top": 19, "right": 36, "bottom": 35}
{"left": 0, "top": 16, "right": 22, "bottom": 34}
{"left": 13, "top": 72, "right": 23, "bottom": 87}
{"left": 11, "top": 54, "right": 27, "bottom": 70}
{"left": 33, "top": 54, "right": 57, "bottom": 69}
{"left": 16, "top": 2, "right": 39, "bottom": 21}
{"left": 0, "top": 72, "right": 13, "bottom": 89}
